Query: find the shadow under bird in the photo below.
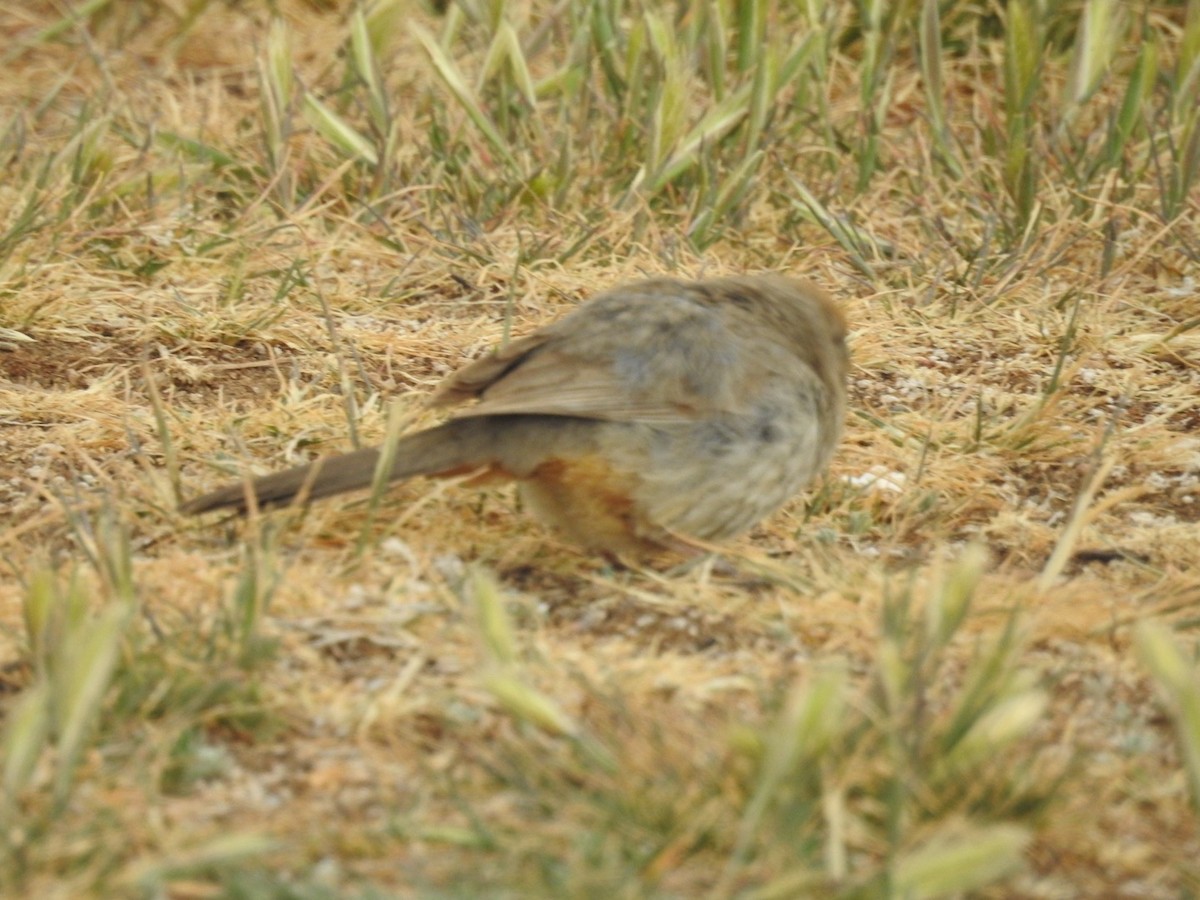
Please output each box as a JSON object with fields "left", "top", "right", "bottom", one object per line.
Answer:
{"left": 182, "top": 274, "right": 849, "bottom": 560}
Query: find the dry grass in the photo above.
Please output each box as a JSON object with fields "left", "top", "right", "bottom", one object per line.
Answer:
{"left": 1, "top": 0, "right": 1199, "bottom": 896}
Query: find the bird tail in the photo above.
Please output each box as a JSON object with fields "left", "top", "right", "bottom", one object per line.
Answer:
{"left": 181, "top": 418, "right": 506, "bottom": 516}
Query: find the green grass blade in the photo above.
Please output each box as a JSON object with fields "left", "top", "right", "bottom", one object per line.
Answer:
{"left": 411, "top": 22, "right": 518, "bottom": 169}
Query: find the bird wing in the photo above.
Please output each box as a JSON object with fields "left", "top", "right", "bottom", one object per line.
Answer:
{"left": 429, "top": 285, "right": 759, "bottom": 424}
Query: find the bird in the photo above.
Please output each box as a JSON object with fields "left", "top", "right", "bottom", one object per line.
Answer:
{"left": 182, "top": 274, "right": 849, "bottom": 561}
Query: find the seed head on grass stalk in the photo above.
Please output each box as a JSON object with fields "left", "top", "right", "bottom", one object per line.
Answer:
{"left": 647, "top": 93, "right": 750, "bottom": 196}
{"left": 345, "top": 3, "right": 410, "bottom": 196}
{"left": 1098, "top": 36, "right": 1156, "bottom": 178}
{"left": 925, "top": 543, "right": 986, "bottom": 648}
{"left": 642, "top": 9, "right": 688, "bottom": 182}
{"left": 467, "top": 565, "right": 518, "bottom": 667}
{"left": 349, "top": 6, "right": 390, "bottom": 137}
{"left": 264, "top": 16, "right": 293, "bottom": 122}
{"left": 257, "top": 16, "right": 295, "bottom": 207}
{"left": 467, "top": 566, "right": 615, "bottom": 771}
{"left": 701, "top": 0, "right": 729, "bottom": 101}
{"left": 1003, "top": 0, "right": 1043, "bottom": 232}
{"left": 364, "top": 0, "right": 406, "bottom": 59}
{"left": 11, "top": 563, "right": 131, "bottom": 809}
{"left": 892, "top": 824, "right": 1030, "bottom": 899}
{"left": 302, "top": 92, "right": 379, "bottom": 167}
{"left": 1135, "top": 622, "right": 1200, "bottom": 815}
{"left": 50, "top": 601, "right": 128, "bottom": 806}
{"left": 1172, "top": 0, "right": 1200, "bottom": 121}
{"left": 854, "top": 0, "right": 899, "bottom": 192}
{"left": 411, "top": 23, "right": 519, "bottom": 172}
{"left": 1066, "top": 0, "right": 1123, "bottom": 110}
{"left": 936, "top": 689, "right": 1049, "bottom": 776}
{"left": 0, "top": 681, "right": 50, "bottom": 816}
{"left": 741, "top": 37, "right": 777, "bottom": 162}
{"left": 588, "top": 0, "right": 628, "bottom": 101}
{"left": 919, "top": 0, "right": 963, "bottom": 179}
{"left": 479, "top": 20, "right": 539, "bottom": 114}
{"left": 614, "top": 15, "right": 648, "bottom": 137}
{"left": 721, "top": 661, "right": 850, "bottom": 889}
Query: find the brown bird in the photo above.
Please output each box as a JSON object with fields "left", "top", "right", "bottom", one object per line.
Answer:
{"left": 182, "top": 274, "right": 849, "bottom": 560}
